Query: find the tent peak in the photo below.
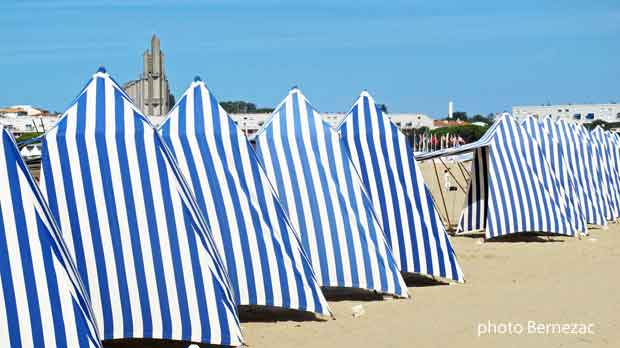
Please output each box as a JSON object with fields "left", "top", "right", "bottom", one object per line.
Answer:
{"left": 194, "top": 75, "right": 202, "bottom": 82}
{"left": 96, "top": 66, "right": 107, "bottom": 74}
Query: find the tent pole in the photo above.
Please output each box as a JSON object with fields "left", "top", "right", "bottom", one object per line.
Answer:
{"left": 457, "top": 161, "right": 471, "bottom": 181}
{"left": 438, "top": 157, "right": 467, "bottom": 193}
{"left": 432, "top": 159, "right": 452, "bottom": 230}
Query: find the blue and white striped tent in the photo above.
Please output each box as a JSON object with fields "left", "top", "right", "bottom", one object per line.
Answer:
{"left": 590, "top": 126, "right": 620, "bottom": 220}
{"left": 254, "top": 88, "right": 408, "bottom": 298}
{"left": 568, "top": 122, "right": 615, "bottom": 221}
{"left": 576, "top": 124, "right": 616, "bottom": 220}
{"left": 520, "top": 116, "right": 587, "bottom": 234}
{"left": 337, "top": 91, "right": 463, "bottom": 282}
{"left": 0, "top": 126, "right": 101, "bottom": 348}
{"left": 159, "top": 79, "right": 330, "bottom": 316}
{"left": 417, "top": 114, "right": 580, "bottom": 239}
{"left": 609, "top": 131, "right": 620, "bottom": 195}
{"left": 39, "top": 68, "right": 243, "bottom": 346}
{"left": 602, "top": 129, "right": 620, "bottom": 199}
{"left": 545, "top": 118, "right": 606, "bottom": 226}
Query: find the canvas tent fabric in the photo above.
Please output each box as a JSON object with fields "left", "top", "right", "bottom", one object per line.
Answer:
{"left": 417, "top": 114, "right": 581, "bottom": 239}
{"left": 159, "top": 79, "right": 330, "bottom": 316}
{"left": 574, "top": 125, "right": 615, "bottom": 220}
{"left": 337, "top": 91, "right": 464, "bottom": 282}
{"left": 253, "top": 88, "right": 408, "bottom": 298}
{"left": 520, "top": 116, "right": 587, "bottom": 234}
{"left": 0, "top": 126, "right": 102, "bottom": 348}
{"left": 39, "top": 69, "right": 243, "bottom": 346}
{"left": 564, "top": 121, "right": 614, "bottom": 221}
{"left": 609, "top": 131, "right": 620, "bottom": 198}
{"left": 544, "top": 118, "right": 606, "bottom": 226}
{"left": 601, "top": 129, "right": 620, "bottom": 202}
{"left": 590, "top": 126, "right": 620, "bottom": 220}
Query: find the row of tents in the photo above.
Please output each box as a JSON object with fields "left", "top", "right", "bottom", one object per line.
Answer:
{"left": 2, "top": 67, "right": 617, "bottom": 347}
{"left": 417, "top": 112, "right": 620, "bottom": 239}
{"left": 0, "top": 68, "right": 462, "bottom": 347}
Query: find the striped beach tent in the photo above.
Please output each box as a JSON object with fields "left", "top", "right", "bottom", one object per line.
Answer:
{"left": 544, "top": 118, "right": 606, "bottom": 226}
{"left": 608, "top": 131, "right": 620, "bottom": 201}
{"left": 159, "top": 78, "right": 329, "bottom": 316}
{"left": 577, "top": 125, "right": 616, "bottom": 220}
{"left": 520, "top": 116, "right": 587, "bottom": 234}
{"left": 603, "top": 129, "right": 620, "bottom": 195}
{"left": 337, "top": 91, "right": 463, "bottom": 282}
{"left": 253, "top": 88, "right": 407, "bottom": 298}
{"left": 417, "top": 114, "right": 580, "bottom": 239}
{"left": 590, "top": 126, "right": 620, "bottom": 220}
{"left": 39, "top": 68, "right": 243, "bottom": 346}
{"left": 0, "top": 126, "right": 101, "bottom": 348}
{"left": 570, "top": 122, "right": 615, "bottom": 221}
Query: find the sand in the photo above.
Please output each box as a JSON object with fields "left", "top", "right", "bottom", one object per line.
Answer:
{"left": 237, "top": 160, "right": 620, "bottom": 348}
{"left": 240, "top": 229, "right": 619, "bottom": 348}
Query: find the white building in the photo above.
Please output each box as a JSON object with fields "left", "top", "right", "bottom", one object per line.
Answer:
{"left": 221, "top": 112, "right": 436, "bottom": 137}
{"left": 0, "top": 105, "right": 59, "bottom": 138}
{"left": 0, "top": 115, "right": 58, "bottom": 137}
{"left": 389, "top": 113, "right": 435, "bottom": 130}
{"left": 512, "top": 103, "right": 620, "bottom": 123}
{"left": 0, "top": 105, "right": 49, "bottom": 117}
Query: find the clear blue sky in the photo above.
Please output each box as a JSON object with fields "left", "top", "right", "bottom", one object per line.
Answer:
{"left": 1, "top": 0, "right": 618, "bottom": 117}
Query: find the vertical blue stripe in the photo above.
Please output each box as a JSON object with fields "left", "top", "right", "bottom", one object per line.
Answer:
{"left": 0, "top": 156, "right": 22, "bottom": 348}
{"left": 114, "top": 101, "right": 152, "bottom": 337}
{"left": 96, "top": 87, "right": 133, "bottom": 334}
{"left": 133, "top": 117, "right": 172, "bottom": 337}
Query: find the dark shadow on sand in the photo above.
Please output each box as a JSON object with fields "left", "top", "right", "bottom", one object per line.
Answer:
{"left": 454, "top": 232, "right": 566, "bottom": 243}
{"left": 321, "top": 287, "right": 385, "bottom": 302}
{"left": 484, "top": 233, "right": 566, "bottom": 243}
{"left": 402, "top": 273, "right": 449, "bottom": 287}
{"left": 454, "top": 232, "right": 485, "bottom": 239}
{"left": 238, "top": 305, "right": 322, "bottom": 323}
{"left": 103, "top": 338, "right": 227, "bottom": 348}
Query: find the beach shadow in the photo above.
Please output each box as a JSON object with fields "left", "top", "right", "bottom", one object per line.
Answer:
{"left": 454, "top": 232, "right": 567, "bottom": 243}
{"left": 402, "top": 273, "right": 449, "bottom": 287}
{"left": 484, "top": 234, "right": 565, "bottom": 243}
{"left": 454, "top": 232, "right": 485, "bottom": 240}
{"left": 238, "top": 305, "right": 321, "bottom": 323}
{"left": 321, "top": 287, "right": 385, "bottom": 302}
{"left": 103, "top": 338, "right": 225, "bottom": 348}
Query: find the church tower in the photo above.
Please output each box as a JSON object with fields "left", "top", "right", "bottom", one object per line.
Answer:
{"left": 123, "top": 35, "right": 173, "bottom": 118}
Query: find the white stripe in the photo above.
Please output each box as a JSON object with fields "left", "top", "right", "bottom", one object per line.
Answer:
{"left": 0, "top": 250, "right": 8, "bottom": 348}
{"left": 104, "top": 89, "right": 143, "bottom": 336}
{"left": 163, "top": 149, "right": 202, "bottom": 341}
{"left": 300, "top": 102, "right": 348, "bottom": 286}
{"left": 0, "top": 136, "right": 33, "bottom": 348}
{"left": 144, "top": 131, "right": 182, "bottom": 338}
{"left": 123, "top": 102, "right": 162, "bottom": 337}
{"left": 86, "top": 79, "right": 122, "bottom": 336}
{"left": 64, "top": 89, "right": 106, "bottom": 333}
{"left": 18, "top": 170, "right": 57, "bottom": 347}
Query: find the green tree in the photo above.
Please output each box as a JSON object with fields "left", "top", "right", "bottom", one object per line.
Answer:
{"left": 471, "top": 114, "right": 493, "bottom": 124}
{"left": 220, "top": 101, "right": 257, "bottom": 113}
{"left": 582, "top": 120, "right": 620, "bottom": 131}
{"left": 16, "top": 132, "right": 43, "bottom": 143}
{"left": 430, "top": 124, "right": 489, "bottom": 143}
{"left": 447, "top": 111, "right": 468, "bottom": 121}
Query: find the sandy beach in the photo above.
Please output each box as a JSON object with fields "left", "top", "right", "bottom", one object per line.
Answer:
{"left": 237, "top": 160, "right": 620, "bottom": 348}
{"left": 240, "top": 228, "right": 619, "bottom": 348}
